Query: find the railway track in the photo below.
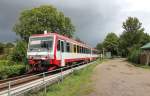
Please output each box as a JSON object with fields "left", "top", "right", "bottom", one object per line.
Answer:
{"left": 0, "top": 73, "right": 37, "bottom": 84}
{"left": 0, "top": 74, "right": 40, "bottom": 91}
{"left": 0, "top": 61, "right": 89, "bottom": 96}
{"left": 0, "top": 67, "right": 63, "bottom": 91}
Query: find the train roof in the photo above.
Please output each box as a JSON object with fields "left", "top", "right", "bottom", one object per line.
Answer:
{"left": 31, "top": 32, "right": 98, "bottom": 51}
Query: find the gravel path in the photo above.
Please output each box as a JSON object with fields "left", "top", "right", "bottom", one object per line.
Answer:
{"left": 88, "top": 58, "right": 150, "bottom": 96}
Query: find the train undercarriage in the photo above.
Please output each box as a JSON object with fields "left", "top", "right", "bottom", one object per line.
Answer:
{"left": 27, "top": 59, "right": 92, "bottom": 73}
{"left": 27, "top": 60, "right": 58, "bottom": 73}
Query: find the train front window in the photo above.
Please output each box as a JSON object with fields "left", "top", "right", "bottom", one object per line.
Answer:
{"left": 28, "top": 36, "right": 53, "bottom": 52}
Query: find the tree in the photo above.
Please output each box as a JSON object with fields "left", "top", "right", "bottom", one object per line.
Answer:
{"left": 140, "top": 33, "right": 150, "bottom": 45}
{"left": 120, "top": 17, "right": 147, "bottom": 55}
{"left": 0, "top": 43, "right": 4, "bottom": 55}
{"left": 9, "top": 41, "right": 27, "bottom": 62}
{"left": 13, "top": 5, "right": 75, "bottom": 41}
{"left": 5, "top": 42, "right": 14, "bottom": 48}
{"left": 103, "top": 32, "right": 119, "bottom": 55}
{"left": 96, "top": 43, "right": 103, "bottom": 52}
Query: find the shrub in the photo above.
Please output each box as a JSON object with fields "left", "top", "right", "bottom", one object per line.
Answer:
{"left": 128, "top": 48, "right": 141, "bottom": 64}
{"left": 0, "top": 43, "right": 4, "bottom": 55}
{"left": 9, "top": 40, "right": 27, "bottom": 62}
{"left": 0, "top": 61, "right": 26, "bottom": 79}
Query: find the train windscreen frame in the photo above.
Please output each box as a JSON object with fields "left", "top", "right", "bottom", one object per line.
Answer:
{"left": 28, "top": 36, "right": 53, "bottom": 52}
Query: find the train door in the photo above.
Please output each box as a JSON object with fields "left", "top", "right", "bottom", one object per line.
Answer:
{"left": 57, "top": 40, "right": 65, "bottom": 66}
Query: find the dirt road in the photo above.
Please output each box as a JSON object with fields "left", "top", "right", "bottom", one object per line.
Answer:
{"left": 88, "top": 58, "right": 150, "bottom": 96}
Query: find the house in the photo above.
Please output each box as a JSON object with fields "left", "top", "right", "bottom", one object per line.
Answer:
{"left": 140, "top": 43, "right": 150, "bottom": 65}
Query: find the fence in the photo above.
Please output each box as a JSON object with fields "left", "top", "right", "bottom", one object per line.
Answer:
{"left": 0, "top": 61, "right": 94, "bottom": 96}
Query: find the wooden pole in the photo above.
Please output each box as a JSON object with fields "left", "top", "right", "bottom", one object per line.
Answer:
{"left": 146, "top": 52, "right": 150, "bottom": 66}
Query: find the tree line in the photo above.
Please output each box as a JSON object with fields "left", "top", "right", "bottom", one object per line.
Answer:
{"left": 96, "top": 17, "right": 150, "bottom": 58}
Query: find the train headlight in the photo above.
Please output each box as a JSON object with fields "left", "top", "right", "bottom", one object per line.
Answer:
{"left": 29, "top": 56, "right": 33, "bottom": 59}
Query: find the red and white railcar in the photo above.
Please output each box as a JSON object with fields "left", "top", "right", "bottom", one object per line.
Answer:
{"left": 27, "top": 32, "right": 99, "bottom": 71}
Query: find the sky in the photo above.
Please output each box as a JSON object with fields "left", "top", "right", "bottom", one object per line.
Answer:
{"left": 0, "top": 0, "right": 150, "bottom": 47}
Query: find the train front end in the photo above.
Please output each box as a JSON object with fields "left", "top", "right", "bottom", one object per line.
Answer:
{"left": 27, "top": 34, "right": 56, "bottom": 72}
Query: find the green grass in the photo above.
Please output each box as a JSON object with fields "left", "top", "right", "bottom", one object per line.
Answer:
{"left": 28, "top": 59, "right": 103, "bottom": 96}
{"left": 0, "top": 60, "right": 9, "bottom": 66}
{"left": 133, "top": 63, "right": 150, "bottom": 69}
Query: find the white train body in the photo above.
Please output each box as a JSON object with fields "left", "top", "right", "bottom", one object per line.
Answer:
{"left": 27, "top": 33, "right": 99, "bottom": 71}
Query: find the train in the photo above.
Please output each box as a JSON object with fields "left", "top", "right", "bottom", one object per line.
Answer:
{"left": 27, "top": 32, "right": 99, "bottom": 72}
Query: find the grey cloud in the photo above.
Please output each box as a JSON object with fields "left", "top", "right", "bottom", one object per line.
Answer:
{"left": 0, "top": 0, "right": 149, "bottom": 46}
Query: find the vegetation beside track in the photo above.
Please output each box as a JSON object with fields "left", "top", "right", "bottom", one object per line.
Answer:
{"left": 0, "top": 60, "right": 26, "bottom": 79}
{"left": 0, "top": 42, "right": 27, "bottom": 80}
{"left": 28, "top": 59, "right": 102, "bottom": 96}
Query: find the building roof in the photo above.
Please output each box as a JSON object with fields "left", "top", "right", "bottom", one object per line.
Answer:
{"left": 141, "top": 42, "right": 150, "bottom": 49}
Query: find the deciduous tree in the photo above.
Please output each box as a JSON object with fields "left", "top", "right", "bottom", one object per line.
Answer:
{"left": 103, "top": 32, "right": 119, "bottom": 55}
{"left": 120, "top": 17, "right": 148, "bottom": 55}
{"left": 13, "top": 5, "right": 75, "bottom": 41}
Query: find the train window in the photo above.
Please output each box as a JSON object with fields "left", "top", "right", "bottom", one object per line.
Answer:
{"left": 83, "top": 47, "right": 85, "bottom": 53}
{"left": 81, "top": 47, "right": 84, "bottom": 53}
{"left": 81, "top": 47, "right": 82, "bottom": 53}
{"left": 71, "top": 44, "right": 74, "bottom": 53}
{"left": 84, "top": 48, "right": 86, "bottom": 53}
{"left": 86, "top": 48, "right": 88, "bottom": 54}
{"left": 83, "top": 47, "right": 84, "bottom": 53}
{"left": 70, "top": 43, "right": 73, "bottom": 53}
{"left": 61, "top": 41, "right": 64, "bottom": 52}
{"left": 57, "top": 40, "right": 60, "bottom": 51}
{"left": 74, "top": 45, "right": 76, "bottom": 53}
{"left": 77, "top": 45, "right": 79, "bottom": 53}
{"left": 41, "top": 41, "right": 49, "bottom": 49}
{"left": 92, "top": 50, "right": 98, "bottom": 54}
{"left": 80, "top": 46, "right": 82, "bottom": 53}
{"left": 79, "top": 46, "right": 81, "bottom": 53}
{"left": 89, "top": 49, "right": 91, "bottom": 54}
{"left": 66, "top": 42, "right": 70, "bottom": 52}
{"left": 82, "top": 47, "right": 83, "bottom": 53}
{"left": 77, "top": 45, "right": 78, "bottom": 53}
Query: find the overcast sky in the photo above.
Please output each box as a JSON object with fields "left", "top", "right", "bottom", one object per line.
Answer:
{"left": 0, "top": 0, "right": 150, "bottom": 46}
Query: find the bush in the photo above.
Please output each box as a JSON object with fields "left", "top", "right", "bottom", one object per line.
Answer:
{"left": 0, "top": 61, "right": 26, "bottom": 79}
{"left": 0, "top": 43, "right": 4, "bottom": 55}
{"left": 9, "top": 40, "right": 27, "bottom": 62}
{"left": 128, "top": 48, "right": 141, "bottom": 64}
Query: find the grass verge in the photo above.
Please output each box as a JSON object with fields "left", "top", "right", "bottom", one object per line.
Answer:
{"left": 133, "top": 63, "right": 150, "bottom": 69}
{"left": 28, "top": 59, "right": 103, "bottom": 96}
